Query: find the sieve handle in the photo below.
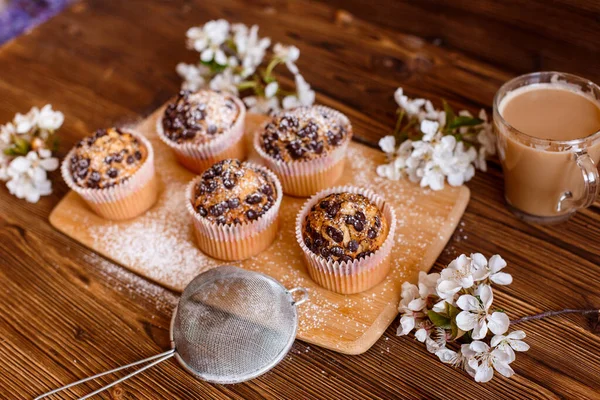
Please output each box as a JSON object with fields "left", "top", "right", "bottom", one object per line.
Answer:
{"left": 288, "top": 287, "right": 309, "bottom": 306}
{"left": 35, "top": 349, "right": 175, "bottom": 400}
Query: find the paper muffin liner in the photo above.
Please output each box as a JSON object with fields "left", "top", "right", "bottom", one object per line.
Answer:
{"left": 61, "top": 131, "right": 158, "bottom": 221}
{"left": 295, "top": 186, "right": 397, "bottom": 294}
{"left": 253, "top": 105, "right": 353, "bottom": 197}
{"left": 185, "top": 162, "right": 283, "bottom": 261}
{"left": 156, "top": 95, "right": 247, "bottom": 174}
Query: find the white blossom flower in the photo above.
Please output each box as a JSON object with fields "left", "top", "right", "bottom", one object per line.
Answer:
{"left": 376, "top": 160, "right": 403, "bottom": 181}
{"left": 491, "top": 330, "right": 529, "bottom": 362}
{"left": 420, "top": 120, "right": 439, "bottom": 142}
{"left": 420, "top": 161, "right": 445, "bottom": 191}
{"left": 37, "top": 105, "right": 64, "bottom": 131}
{"left": 233, "top": 24, "right": 271, "bottom": 77}
{"left": 394, "top": 88, "right": 426, "bottom": 117}
{"left": 436, "top": 254, "right": 475, "bottom": 300}
{"left": 418, "top": 271, "right": 440, "bottom": 298}
{"left": 436, "top": 344, "right": 476, "bottom": 377}
{"left": 190, "top": 19, "right": 230, "bottom": 65}
{"left": 468, "top": 341, "right": 514, "bottom": 383}
{"left": 264, "top": 81, "right": 279, "bottom": 99}
{"left": 243, "top": 95, "right": 280, "bottom": 115}
{"left": 5, "top": 150, "right": 58, "bottom": 203}
{"left": 14, "top": 107, "right": 39, "bottom": 134}
{"left": 209, "top": 69, "right": 240, "bottom": 95}
{"left": 442, "top": 141, "right": 476, "bottom": 187}
{"left": 176, "top": 63, "right": 207, "bottom": 91}
{"left": 420, "top": 100, "right": 446, "bottom": 126}
{"left": 471, "top": 254, "right": 512, "bottom": 285}
{"left": 378, "top": 135, "right": 396, "bottom": 155}
{"left": 282, "top": 74, "right": 315, "bottom": 109}
{"left": 397, "top": 282, "right": 426, "bottom": 336}
{"left": 456, "top": 284, "right": 510, "bottom": 339}
{"left": 273, "top": 43, "right": 300, "bottom": 75}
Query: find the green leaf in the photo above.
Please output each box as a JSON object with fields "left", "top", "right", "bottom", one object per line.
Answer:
{"left": 427, "top": 310, "right": 452, "bottom": 329}
{"left": 447, "top": 116, "right": 484, "bottom": 130}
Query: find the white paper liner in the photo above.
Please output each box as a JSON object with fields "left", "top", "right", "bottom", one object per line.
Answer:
{"left": 61, "top": 130, "right": 157, "bottom": 209}
{"left": 156, "top": 95, "right": 247, "bottom": 174}
{"left": 295, "top": 185, "right": 397, "bottom": 294}
{"left": 253, "top": 105, "right": 352, "bottom": 196}
{"left": 185, "top": 162, "right": 283, "bottom": 260}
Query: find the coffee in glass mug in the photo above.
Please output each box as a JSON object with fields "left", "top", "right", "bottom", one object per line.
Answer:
{"left": 493, "top": 72, "right": 600, "bottom": 223}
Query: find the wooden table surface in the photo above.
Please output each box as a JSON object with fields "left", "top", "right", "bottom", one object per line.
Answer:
{"left": 1, "top": 1, "right": 599, "bottom": 399}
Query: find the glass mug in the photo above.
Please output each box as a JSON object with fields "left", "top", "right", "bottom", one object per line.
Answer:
{"left": 493, "top": 72, "right": 600, "bottom": 224}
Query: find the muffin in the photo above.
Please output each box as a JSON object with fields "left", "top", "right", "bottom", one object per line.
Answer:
{"left": 254, "top": 105, "right": 352, "bottom": 197}
{"left": 157, "top": 90, "right": 246, "bottom": 174}
{"left": 296, "top": 186, "right": 397, "bottom": 294}
{"left": 186, "top": 159, "right": 282, "bottom": 260}
{"left": 61, "top": 127, "right": 158, "bottom": 220}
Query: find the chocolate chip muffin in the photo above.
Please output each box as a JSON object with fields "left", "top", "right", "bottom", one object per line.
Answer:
{"left": 69, "top": 128, "right": 147, "bottom": 189}
{"left": 302, "top": 192, "right": 388, "bottom": 262}
{"left": 162, "top": 90, "right": 239, "bottom": 144}
{"left": 260, "top": 106, "right": 350, "bottom": 162}
{"left": 191, "top": 159, "right": 278, "bottom": 225}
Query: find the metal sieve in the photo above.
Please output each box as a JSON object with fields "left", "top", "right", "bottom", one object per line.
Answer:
{"left": 36, "top": 266, "right": 308, "bottom": 399}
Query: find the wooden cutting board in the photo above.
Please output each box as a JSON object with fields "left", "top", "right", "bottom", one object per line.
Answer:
{"left": 49, "top": 107, "right": 469, "bottom": 355}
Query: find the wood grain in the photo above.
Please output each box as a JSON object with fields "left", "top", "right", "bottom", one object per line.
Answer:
{"left": 49, "top": 111, "right": 469, "bottom": 355}
{"left": 0, "top": 0, "right": 599, "bottom": 398}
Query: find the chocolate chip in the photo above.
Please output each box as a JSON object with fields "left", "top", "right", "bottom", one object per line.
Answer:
{"left": 213, "top": 163, "right": 223, "bottom": 176}
{"left": 134, "top": 151, "right": 142, "bottom": 160}
{"left": 94, "top": 129, "right": 107, "bottom": 138}
{"left": 216, "top": 215, "right": 227, "bottom": 225}
{"left": 126, "top": 155, "right": 135, "bottom": 164}
{"left": 304, "top": 237, "right": 312, "bottom": 249}
{"left": 223, "top": 178, "right": 236, "bottom": 189}
{"left": 347, "top": 240, "right": 359, "bottom": 252}
{"left": 374, "top": 216, "right": 381, "bottom": 228}
{"left": 113, "top": 153, "right": 123, "bottom": 163}
{"left": 313, "top": 235, "right": 324, "bottom": 248}
{"left": 355, "top": 211, "right": 366, "bottom": 222}
{"left": 339, "top": 255, "right": 353, "bottom": 263}
{"left": 261, "top": 184, "right": 273, "bottom": 196}
{"left": 246, "top": 193, "right": 263, "bottom": 205}
{"left": 232, "top": 218, "right": 240, "bottom": 224}
{"left": 312, "top": 141, "right": 324, "bottom": 154}
{"left": 246, "top": 209, "right": 258, "bottom": 220}
{"left": 207, "top": 124, "right": 217, "bottom": 135}
{"left": 203, "top": 168, "right": 215, "bottom": 180}
{"left": 353, "top": 220, "right": 364, "bottom": 232}
{"left": 89, "top": 171, "right": 100, "bottom": 182}
{"left": 326, "top": 202, "right": 341, "bottom": 218}
{"left": 319, "top": 200, "right": 330, "bottom": 210}
{"left": 357, "top": 251, "right": 372, "bottom": 259}
{"left": 345, "top": 215, "right": 356, "bottom": 225}
{"left": 77, "top": 158, "right": 90, "bottom": 169}
{"left": 104, "top": 155, "right": 113, "bottom": 164}
{"left": 210, "top": 203, "right": 225, "bottom": 216}
{"left": 227, "top": 198, "right": 240, "bottom": 209}
{"left": 320, "top": 247, "right": 330, "bottom": 258}
{"left": 367, "top": 227, "right": 378, "bottom": 239}
{"left": 76, "top": 169, "right": 88, "bottom": 178}
{"left": 198, "top": 206, "right": 207, "bottom": 217}
{"left": 330, "top": 246, "right": 344, "bottom": 258}
{"left": 325, "top": 226, "right": 343, "bottom": 243}
{"left": 107, "top": 168, "right": 118, "bottom": 178}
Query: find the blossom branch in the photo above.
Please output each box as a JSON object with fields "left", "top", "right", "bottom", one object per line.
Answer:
{"left": 510, "top": 309, "right": 599, "bottom": 325}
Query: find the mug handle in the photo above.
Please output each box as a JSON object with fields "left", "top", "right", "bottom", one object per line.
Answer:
{"left": 557, "top": 151, "right": 600, "bottom": 213}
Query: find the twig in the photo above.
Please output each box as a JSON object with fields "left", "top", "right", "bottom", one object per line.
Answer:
{"left": 510, "top": 309, "right": 598, "bottom": 325}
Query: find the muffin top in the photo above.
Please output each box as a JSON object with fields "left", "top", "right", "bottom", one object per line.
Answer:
{"left": 69, "top": 128, "right": 147, "bottom": 189}
{"left": 191, "top": 159, "right": 278, "bottom": 225}
{"left": 162, "top": 90, "right": 239, "bottom": 144}
{"left": 260, "top": 106, "right": 350, "bottom": 162}
{"left": 302, "top": 192, "right": 387, "bottom": 263}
